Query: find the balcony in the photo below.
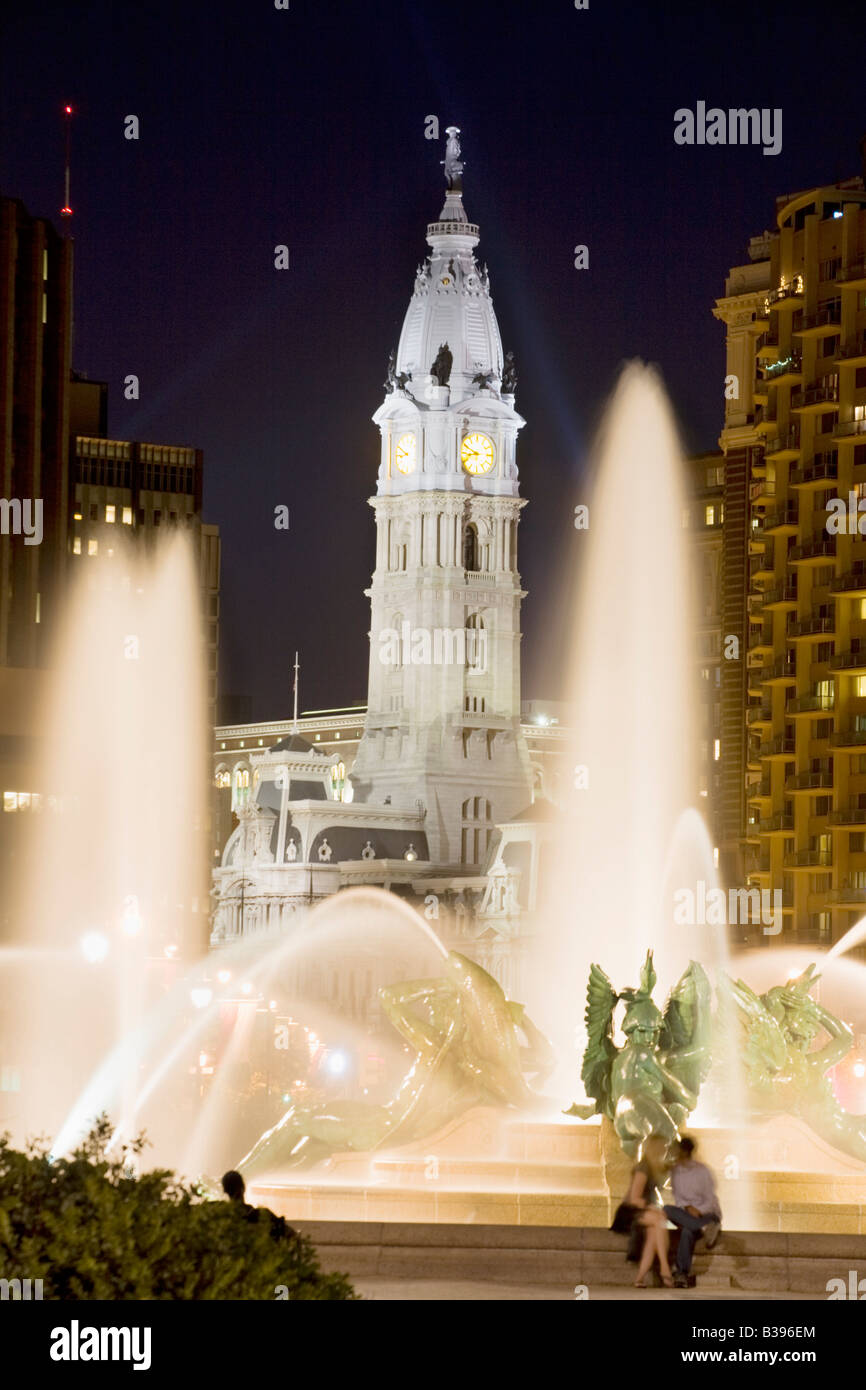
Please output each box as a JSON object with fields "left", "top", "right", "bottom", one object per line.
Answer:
{"left": 763, "top": 352, "right": 803, "bottom": 383}
{"left": 749, "top": 552, "right": 776, "bottom": 582}
{"left": 836, "top": 334, "right": 866, "bottom": 365}
{"left": 785, "top": 769, "right": 833, "bottom": 793}
{"left": 831, "top": 566, "right": 866, "bottom": 596}
{"left": 784, "top": 847, "right": 833, "bottom": 868}
{"left": 789, "top": 456, "right": 838, "bottom": 487}
{"left": 833, "top": 418, "right": 866, "bottom": 441}
{"left": 756, "top": 657, "right": 797, "bottom": 685}
{"left": 826, "top": 884, "right": 866, "bottom": 906}
{"left": 787, "top": 615, "right": 835, "bottom": 640}
{"left": 828, "top": 805, "right": 866, "bottom": 826}
{"left": 757, "top": 502, "right": 799, "bottom": 534}
{"left": 787, "top": 692, "right": 834, "bottom": 716}
{"left": 791, "top": 382, "right": 840, "bottom": 412}
{"left": 838, "top": 261, "right": 866, "bottom": 289}
{"left": 830, "top": 725, "right": 866, "bottom": 749}
{"left": 830, "top": 648, "right": 866, "bottom": 675}
{"left": 789, "top": 536, "right": 836, "bottom": 564}
{"left": 764, "top": 430, "right": 801, "bottom": 462}
{"left": 793, "top": 304, "right": 842, "bottom": 337}
{"left": 747, "top": 778, "right": 773, "bottom": 802}
{"left": 767, "top": 280, "right": 804, "bottom": 310}
{"left": 753, "top": 379, "right": 769, "bottom": 404}
{"left": 759, "top": 735, "right": 796, "bottom": 759}
{"left": 758, "top": 812, "right": 795, "bottom": 834}
{"left": 747, "top": 706, "right": 773, "bottom": 728}
{"left": 747, "top": 634, "right": 774, "bottom": 661}
{"left": 750, "top": 477, "right": 776, "bottom": 504}
{"left": 761, "top": 580, "right": 798, "bottom": 609}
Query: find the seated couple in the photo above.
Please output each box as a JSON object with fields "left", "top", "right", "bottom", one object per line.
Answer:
{"left": 612, "top": 1134, "right": 721, "bottom": 1288}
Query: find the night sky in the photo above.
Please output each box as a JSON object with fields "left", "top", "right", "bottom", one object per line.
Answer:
{"left": 1, "top": 0, "right": 864, "bottom": 718}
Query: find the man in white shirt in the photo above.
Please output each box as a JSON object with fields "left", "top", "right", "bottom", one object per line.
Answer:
{"left": 663, "top": 1136, "right": 722, "bottom": 1287}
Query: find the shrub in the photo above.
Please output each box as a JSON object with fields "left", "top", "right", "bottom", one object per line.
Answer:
{"left": 0, "top": 1117, "right": 356, "bottom": 1300}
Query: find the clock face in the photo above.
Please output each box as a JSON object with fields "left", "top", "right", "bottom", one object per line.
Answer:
{"left": 395, "top": 432, "right": 417, "bottom": 475}
{"left": 461, "top": 432, "right": 495, "bottom": 476}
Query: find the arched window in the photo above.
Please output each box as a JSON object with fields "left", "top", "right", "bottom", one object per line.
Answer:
{"left": 463, "top": 523, "right": 479, "bottom": 572}
{"left": 232, "top": 765, "right": 250, "bottom": 812}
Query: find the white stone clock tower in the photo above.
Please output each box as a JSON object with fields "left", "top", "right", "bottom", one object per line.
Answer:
{"left": 350, "top": 129, "right": 533, "bottom": 864}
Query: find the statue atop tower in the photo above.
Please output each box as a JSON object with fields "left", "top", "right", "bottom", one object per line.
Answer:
{"left": 442, "top": 125, "right": 464, "bottom": 192}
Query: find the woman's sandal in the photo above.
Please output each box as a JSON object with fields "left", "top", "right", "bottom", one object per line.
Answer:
{"left": 661, "top": 1276, "right": 674, "bottom": 1288}
{"left": 634, "top": 1278, "right": 648, "bottom": 1288}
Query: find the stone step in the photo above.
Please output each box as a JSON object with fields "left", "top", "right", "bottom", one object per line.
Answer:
{"left": 293, "top": 1220, "right": 866, "bottom": 1294}
{"left": 255, "top": 1179, "right": 866, "bottom": 1232}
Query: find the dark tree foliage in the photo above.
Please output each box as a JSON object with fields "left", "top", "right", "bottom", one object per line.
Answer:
{"left": 0, "top": 1117, "right": 356, "bottom": 1300}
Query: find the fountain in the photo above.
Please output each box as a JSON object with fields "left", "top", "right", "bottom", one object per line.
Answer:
{"left": 3, "top": 365, "right": 866, "bottom": 1246}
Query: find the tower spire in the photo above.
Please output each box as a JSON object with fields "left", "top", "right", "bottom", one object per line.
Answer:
{"left": 292, "top": 651, "right": 299, "bottom": 733}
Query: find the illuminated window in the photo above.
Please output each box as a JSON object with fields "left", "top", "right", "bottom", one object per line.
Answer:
{"left": 859, "top": 600, "right": 866, "bottom": 620}
{"left": 714, "top": 739, "right": 721, "bottom": 761}
{"left": 122, "top": 506, "right": 133, "bottom": 525}
{"left": 87, "top": 539, "right": 98, "bottom": 556}
{"left": 705, "top": 504, "right": 715, "bottom": 526}
{"left": 105, "top": 505, "right": 116, "bottom": 523}
{"left": 856, "top": 677, "right": 866, "bottom": 697}
{"left": 3, "top": 793, "right": 17, "bottom": 812}
{"left": 73, "top": 538, "right": 81, "bottom": 554}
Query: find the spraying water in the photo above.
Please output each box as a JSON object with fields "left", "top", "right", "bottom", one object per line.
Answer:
{"left": 5, "top": 534, "right": 208, "bottom": 1147}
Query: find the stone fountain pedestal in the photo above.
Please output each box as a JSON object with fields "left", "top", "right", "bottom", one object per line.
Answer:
{"left": 249, "top": 1107, "right": 866, "bottom": 1234}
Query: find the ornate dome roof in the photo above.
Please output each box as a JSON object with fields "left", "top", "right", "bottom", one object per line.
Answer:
{"left": 395, "top": 170, "right": 504, "bottom": 400}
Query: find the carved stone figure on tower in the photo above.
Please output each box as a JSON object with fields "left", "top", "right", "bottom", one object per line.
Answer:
{"left": 384, "top": 349, "right": 397, "bottom": 393}
{"left": 442, "top": 125, "right": 463, "bottom": 191}
{"left": 502, "top": 351, "right": 517, "bottom": 395}
{"left": 431, "top": 342, "right": 452, "bottom": 386}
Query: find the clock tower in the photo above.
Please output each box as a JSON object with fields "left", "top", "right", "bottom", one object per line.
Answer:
{"left": 350, "top": 129, "right": 533, "bottom": 864}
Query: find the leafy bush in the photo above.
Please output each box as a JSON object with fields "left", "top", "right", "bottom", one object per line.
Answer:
{"left": 0, "top": 1117, "right": 356, "bottom": 1300}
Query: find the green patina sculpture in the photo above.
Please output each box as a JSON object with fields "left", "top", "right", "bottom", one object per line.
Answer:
{"left": 239, "top": 951, "right": 554, "bottom": 1177}
{"left": 722, "top": 963, "right": 866, "bottom": 1164}
{"left": 568, "top": 951, "right": 712, "bottom": 1157}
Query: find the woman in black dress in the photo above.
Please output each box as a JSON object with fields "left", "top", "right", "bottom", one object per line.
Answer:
{"left": 613, "top": 1133, "right": 674, "bottom": 1288}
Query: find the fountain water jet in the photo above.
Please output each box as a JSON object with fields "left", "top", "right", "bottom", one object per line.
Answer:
{"left": 5, "top": 534, "right": 208, "bottom": 1148}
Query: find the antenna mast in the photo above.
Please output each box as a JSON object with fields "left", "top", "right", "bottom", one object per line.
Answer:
{"left": 60, "top": 104, "right": 74, "bottom": 219}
